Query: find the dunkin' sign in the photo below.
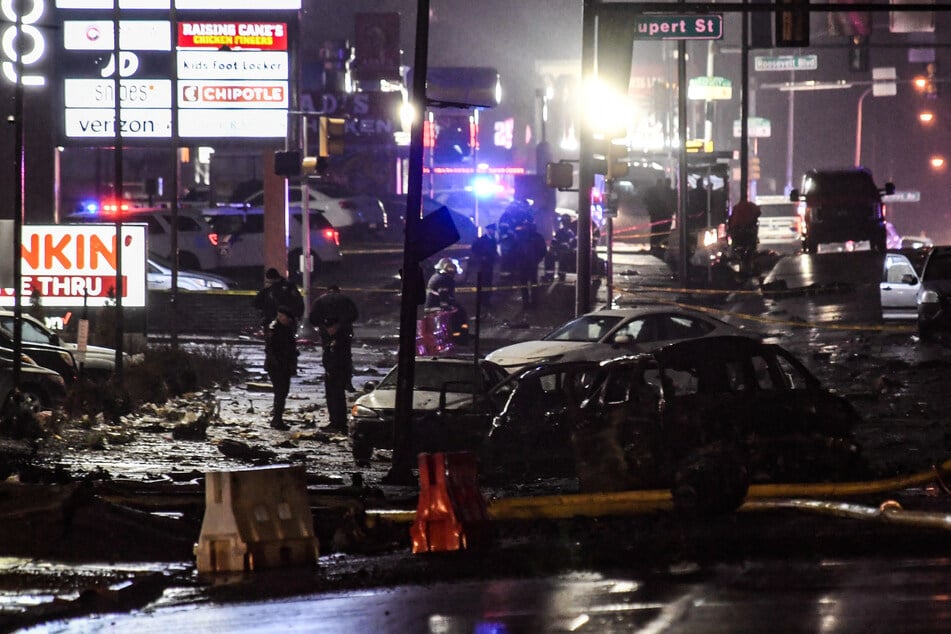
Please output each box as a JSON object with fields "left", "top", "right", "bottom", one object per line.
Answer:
{"left": 0, "top": 225, "right": 147, "bottom": 308}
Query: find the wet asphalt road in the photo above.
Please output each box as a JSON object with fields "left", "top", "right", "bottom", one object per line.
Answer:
{"left": 13, "top": 244, "right": 951, "bottom": 632}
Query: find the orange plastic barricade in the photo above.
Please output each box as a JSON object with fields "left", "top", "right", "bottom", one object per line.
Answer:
{"left": 410, "top": 452, "right": 492, "bottom": 553}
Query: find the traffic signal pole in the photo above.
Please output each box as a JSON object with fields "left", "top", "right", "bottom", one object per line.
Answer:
{"left": 385, "top": 0, "right": 431, "bottom": 485}
{"left": 576, "top": 0, "right": 595, "bottom": 316}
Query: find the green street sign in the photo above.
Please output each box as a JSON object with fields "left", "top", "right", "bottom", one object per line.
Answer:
{"left": 688, "top": 76, "right": 732, "bottom": 100}
{"left": 754, "top": 55, "right": 818, "bottom": 72}
{"left": 633, "top": 15, "right": 723, "bottom": 40}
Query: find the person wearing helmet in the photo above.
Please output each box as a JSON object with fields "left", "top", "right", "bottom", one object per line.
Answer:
{"left": 425, "top": 258, "right": 459, "bottom": 309}
{"left": 544, "top": 214, "right": 577, "bottom": 282}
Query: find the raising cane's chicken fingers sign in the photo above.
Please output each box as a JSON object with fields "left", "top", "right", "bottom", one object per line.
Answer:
{"left": 0, "top": 225, "right": 147, "bottom": 308}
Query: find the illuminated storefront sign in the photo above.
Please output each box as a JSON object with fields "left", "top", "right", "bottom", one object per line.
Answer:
{"left": 178, "top": 22, "right": 288, "bottom": 50}
{"left": 58, "top": 4, "right": 296, "bottom": 143}
{"left": 178, "top": 81, "right": 287, "bottom": 108}
{"left": 65, "top": 78, "right": 172, "bottom": 108}
{"left": 1, "top": 0, "right": 48, "bottom": 86}
{"left": 0, "top": 225, "right": 147, "bottom": 308}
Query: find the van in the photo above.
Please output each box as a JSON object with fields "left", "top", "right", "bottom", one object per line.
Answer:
{"left": 790, "top": 168, "right": 895, "bottom": 253}
{"left": 202, "top": 206, "right": 343, "bottom": 278}
{"left": 754, "top": 195, "right": 800, "bottom": 254}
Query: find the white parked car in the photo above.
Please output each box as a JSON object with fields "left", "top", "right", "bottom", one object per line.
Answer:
{"left": 0, "top": 310, "right": 125, "bottom": 379}
{"left": 486, "top": 306, "right": 751, "bottom": 373}
{"left": 146, "top": 257, "right": 238, "bottom": 291}
{"left": 879, "top": 252, "right": 921, "bottom": 321}
{"left": 63, "top": 207, "right": 220, "bottom": 271}
{"left": 202, "top": 206, "right": 343, "bottom": 278}
{"left": 237, "top": 184, "right": 386, "bottom": 234}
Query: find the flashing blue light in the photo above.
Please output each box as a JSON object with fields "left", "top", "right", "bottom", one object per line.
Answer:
{"left": 82, "top": 201, "right": 99, "bottom": 213}
{"left": 471, "top": 177, "right": 503, "bottom": 199}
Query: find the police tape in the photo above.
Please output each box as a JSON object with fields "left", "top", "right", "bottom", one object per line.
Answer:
{"left": 619, "top": 291, "right": 918, "bottom": 334}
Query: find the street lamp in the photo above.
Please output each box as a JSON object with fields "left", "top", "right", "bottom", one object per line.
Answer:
{"left": 930, "top": 155, "right": 945, "bottom": 170}
{"left": 919, "top": 110, "right": 935, "bottom": 124}
{"left": 854, "top": 86, "right": 873, "bottom": 167}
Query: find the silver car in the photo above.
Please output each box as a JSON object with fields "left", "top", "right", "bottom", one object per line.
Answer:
{"left": 486, "top": 305, "right": 753, "bottom": 373}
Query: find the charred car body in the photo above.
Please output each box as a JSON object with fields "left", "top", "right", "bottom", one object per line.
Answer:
{"left": 482, "top": 336, "right": 866, "bottom": 512}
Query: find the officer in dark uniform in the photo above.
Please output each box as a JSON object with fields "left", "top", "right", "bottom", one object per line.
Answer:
{"left": 264, "top": 305, "right": 298, "bottom": 430}
{"left": 309, "top": 285, "right": 359, "bottom": 433}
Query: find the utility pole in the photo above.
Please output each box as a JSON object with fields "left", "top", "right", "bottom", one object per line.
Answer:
{"left": 576, "top": 0, "right": 595, "bottom": 316}
{"left": 385, "top": 0, "right": 430, "bottom": 485}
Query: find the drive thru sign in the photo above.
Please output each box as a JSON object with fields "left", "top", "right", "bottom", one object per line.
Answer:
{"left": 632, "top": 15, "right": 723, "bottom": 40}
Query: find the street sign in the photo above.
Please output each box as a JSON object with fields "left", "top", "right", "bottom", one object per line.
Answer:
{"left": 754, "top": 54, "right": 818, "bottom": 72}
{"left": 883, "top": 190, "right": 921, "bottom": 203}
{"left": 688, "top": 76, "right": 732, "bottom": 100}
{"left": 733, "top": 117, "right": 771, "bottom": 138}
{"left": 872, "top": 66, "right": 897, "bottom": 97}
{"left": 632, "top": 15, "right": 723, "bottom": 40}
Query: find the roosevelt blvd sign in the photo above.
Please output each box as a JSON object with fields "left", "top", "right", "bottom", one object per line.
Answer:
{"left": 754, "top": 55, "right": 818, "bottom": 72}
{"left": 633, "top": 15, "right": 723, "bottom": 40}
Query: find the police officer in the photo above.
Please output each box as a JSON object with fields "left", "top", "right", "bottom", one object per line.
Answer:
{"left": 309, "top": 285, "right": 359, "bottom": 433}
{"left": 253, "top": 267, "right": 304, "bottom": 328}
{"left": 470, "top": 225, "right": 499, "bottom": 305}
{"left": 264, "top": 305, "right": 298, "bottom": 430}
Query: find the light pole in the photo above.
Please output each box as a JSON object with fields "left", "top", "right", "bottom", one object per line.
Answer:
{"left": 854, "top": 86, "right": 873, "bottom": 167}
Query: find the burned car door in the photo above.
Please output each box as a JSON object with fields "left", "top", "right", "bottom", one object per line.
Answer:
{"left": 485, "top": 363, "right": 601, "bottom": 477}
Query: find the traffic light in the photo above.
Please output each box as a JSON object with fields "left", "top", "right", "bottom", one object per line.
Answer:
{"left": 319, "top": 116, "right": 346, "bottom": 157}
{"left": 926, "top": 62, "right": 939, "bottom": 99}
{"left": 607, "top": 142, "right": 628, "bottom": 179}
{"left": 273, "top": 151, "right": 327, "bottom": 177}
{"left": 849, "top": 36, "right": 869, "bottom": 73}
{"left": 546, "top": 161, "right": 574, "bottom": 190}
{"left": 274, "top": 150, "right": 302, "bottom": 177}
{"left": 749, "top": 156, "right": 761, "bottom": 181}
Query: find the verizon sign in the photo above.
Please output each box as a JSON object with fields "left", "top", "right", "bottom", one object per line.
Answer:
{"left": 57, "top": 6, "right": 296, "bottom": 143}
{"left": 0, "top": 225, "right": 147, "bottom": 308}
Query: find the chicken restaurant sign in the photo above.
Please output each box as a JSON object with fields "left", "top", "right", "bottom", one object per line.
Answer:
{"left": 0, "top": 225, "right": 147, "bottom": 308}
{"left": 53, "top": 1, "right": 301, "bottom": 145}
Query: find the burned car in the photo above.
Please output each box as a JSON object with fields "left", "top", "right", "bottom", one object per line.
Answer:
{"left": 482, "top": 336, "right": 866, "bottom": 512}
{"left": 348, "top": 357, "right": 508, "bottom": 464}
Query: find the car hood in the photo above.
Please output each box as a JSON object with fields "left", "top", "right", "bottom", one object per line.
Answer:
{"left": 485, "top": 341, "right": 602, "bottom": 372}
{"left": 355, "top": 388, "right": 477, "bottom": 413}
{"left": 62, "top": 343, "right": 120, "bottom": 366}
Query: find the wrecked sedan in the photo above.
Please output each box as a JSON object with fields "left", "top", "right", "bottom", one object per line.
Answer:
{"left": 348, "top": 357, "right": 508, "bottom": 464}
{"left": 485, "top": 305, "right": 750, "bottom": 374}
{"left": 482, "top": 336, "right": 867, "bottom": 504}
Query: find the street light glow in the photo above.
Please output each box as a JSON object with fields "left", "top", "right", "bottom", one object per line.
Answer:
{"left": 584, "top": 78, "right": 632, "bottom": 138}
{"left": 930, "top": 156, "right": 945, "bottom": 169}
{"left": 919, "top": 111, "right": 935, "bottom": 124}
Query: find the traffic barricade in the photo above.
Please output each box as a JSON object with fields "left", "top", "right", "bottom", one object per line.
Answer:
{"left": 410, "top": 452, "right": 492, "bottom": 553}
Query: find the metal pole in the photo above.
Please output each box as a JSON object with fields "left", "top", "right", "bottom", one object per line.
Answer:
{"left": 170, "top": 6, "right": 179, "bottom": 348}
{"left": 301, "top": 115, "right": 313, "bottom": 332}
{"left": 677, "top": 37, "right": 688, "bottom": 286}
{"left": 740, "top": 0, "right": 750, "bottom": 202}
{"left": 606, "top": 215, "right": 613, "bottom": 308}
{"left": 576, "top": 0, "right": 595, "bottom": 316}
{"left": 855, "top": 86, "right": 873, "bottom": 167}
{"left": 112, "top": 0, "right": 124, "bottom": 381}
{"left": 386, "top": 0, "right": 430, "bottom": 485}
{"left": 11, "top": 1, "right": 24, "bottom": 388}
{"left": 785, "top": 72, "right": 795, "bottom": 195}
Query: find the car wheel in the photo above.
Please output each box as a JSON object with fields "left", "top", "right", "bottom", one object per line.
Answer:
{"left": 178, "top": 251, "right": 201, "bottom": 270}
{"left": 671, "top": 442, "right": 749, "bottom": 516}
{"left": 2, "top": 388, "right": 45, "bottom": 418}
{"left": 351, "top": 435, "right": 373, "bottom": 465}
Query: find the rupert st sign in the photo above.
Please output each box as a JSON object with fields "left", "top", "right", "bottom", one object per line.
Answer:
{"left": 632, "top": 14, "right": 723, "bottom": 40}
{"left": 0, "top": 225, "right": 147, "bottom": 308}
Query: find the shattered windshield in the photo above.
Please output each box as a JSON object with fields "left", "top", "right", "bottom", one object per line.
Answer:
{"left": 543, "top": 315, "right": 623, "bottom": 342}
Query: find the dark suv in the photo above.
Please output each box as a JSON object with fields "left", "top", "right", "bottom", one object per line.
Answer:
{"left": 790, "top": 168, "right": 895, "bottom": 253}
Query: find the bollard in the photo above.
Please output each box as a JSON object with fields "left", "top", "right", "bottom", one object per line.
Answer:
{"left": 194, "top": 465, "right": 319, "bottom": 573}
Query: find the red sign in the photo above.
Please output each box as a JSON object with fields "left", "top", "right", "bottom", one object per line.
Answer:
{"left": 178, "top": 22, "right": 288, "bottom": 51}
{"left": 181, "top": 84, "right": 286, "bottom": 104}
